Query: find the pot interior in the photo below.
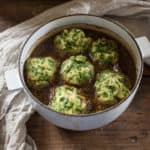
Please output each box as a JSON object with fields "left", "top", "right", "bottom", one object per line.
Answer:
{"left": 19, "top": 15, "right": 143, "bottom": 114}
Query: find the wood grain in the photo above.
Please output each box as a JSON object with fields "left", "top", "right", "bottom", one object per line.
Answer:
{"left": 27, "top": 78, "right": 150, "bottom": 150}
{"left": 0, "top": 0, "right": 68, "bottom": 31}
{"left": 0, "top": 1, "right": 150, "bottom": 150}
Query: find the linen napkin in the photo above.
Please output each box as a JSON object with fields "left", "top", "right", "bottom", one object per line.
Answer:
{"left": 0, "top": 0, "right": 150, "bottom": 149}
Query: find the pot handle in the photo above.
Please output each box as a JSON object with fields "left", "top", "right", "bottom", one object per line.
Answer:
{"left": 135, "top": 36, "right": 150, "bottom": 66}
{"left": 4, "top": 68, "right": 23, "bottom": 91}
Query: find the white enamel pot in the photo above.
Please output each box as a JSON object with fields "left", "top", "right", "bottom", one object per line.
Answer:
{"left": 5, "top": 15, "right": 150, "bottom": 131}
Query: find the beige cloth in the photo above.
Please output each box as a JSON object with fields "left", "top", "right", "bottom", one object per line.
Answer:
{"left": 0, "top": 0, "right": 150, "bottom": 150}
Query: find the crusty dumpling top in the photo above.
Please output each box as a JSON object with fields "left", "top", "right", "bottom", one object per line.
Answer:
{"left": 60, "top": 55, "right": 94, "bottom": 85}
{"left": 94, "top": 70, "right": 130, "bottom": 105}
{"left": 90, "top": 37, "right": 118, "bottom": 65}
{"left": 25, "top": 57, "right": 58, "bottom": 88}
{"left": 54, "top": 28, "right": 91, "bottom": 56}
{"left": 50, "top": 85, "right": 87, "bottom": 114}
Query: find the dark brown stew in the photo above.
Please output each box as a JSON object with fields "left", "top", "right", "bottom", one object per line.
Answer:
{"left": 24, "top": 24, "right": 136, "bottom": 113}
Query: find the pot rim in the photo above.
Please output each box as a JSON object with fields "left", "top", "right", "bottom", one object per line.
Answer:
{"left": 18, "top": 14, "right": 143, "bottom": 117}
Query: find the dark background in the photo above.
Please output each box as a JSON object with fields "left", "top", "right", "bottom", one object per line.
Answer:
{"left": 0, "top": 1, "right": 150, "bottom": 150}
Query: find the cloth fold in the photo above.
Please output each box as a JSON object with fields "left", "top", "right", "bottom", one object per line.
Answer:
{"left": 0, "top": 0, "right": 150, "bottom": 149}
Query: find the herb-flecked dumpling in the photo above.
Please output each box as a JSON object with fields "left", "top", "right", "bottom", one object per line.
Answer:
{"left": 60, "top": 55, "right": 94, "bottom": 85}
{"left": 90, "top": 37, "right": 118, "bottom": 65}
{"left": 54, "top": 28, "right": 91, "bottom": 56}
{"left": 25, "top": 57, "right": 58, "bottom": 88}
{"left": 94, "top": 70, "right": 130, "bottom": 105}
{"left": 50, "top": 85, "right": 88, "bottom": 114}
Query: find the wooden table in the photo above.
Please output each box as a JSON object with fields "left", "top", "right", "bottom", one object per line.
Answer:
{"left": 1, "top": 1, "right": 150, "bottom": 150}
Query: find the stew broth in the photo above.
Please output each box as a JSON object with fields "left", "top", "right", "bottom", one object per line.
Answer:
{"left": 24, "top": 24, "right": 136, "bottom": 112}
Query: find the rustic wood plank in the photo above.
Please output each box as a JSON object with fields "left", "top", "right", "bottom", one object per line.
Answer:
{"left": 27, "top": 78, "right": 150, "bottom": 150}
{"left": 144, "top": 65, "right": 150, "bottom": 76}
{"left": 0, "top": 0, "right": 69, "bottom": 31}
{"left": 0, "top": 0, "right": 68, "bottom": 21}
{"left": 0, "top": 1, "right": 150, "bottom": 150}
